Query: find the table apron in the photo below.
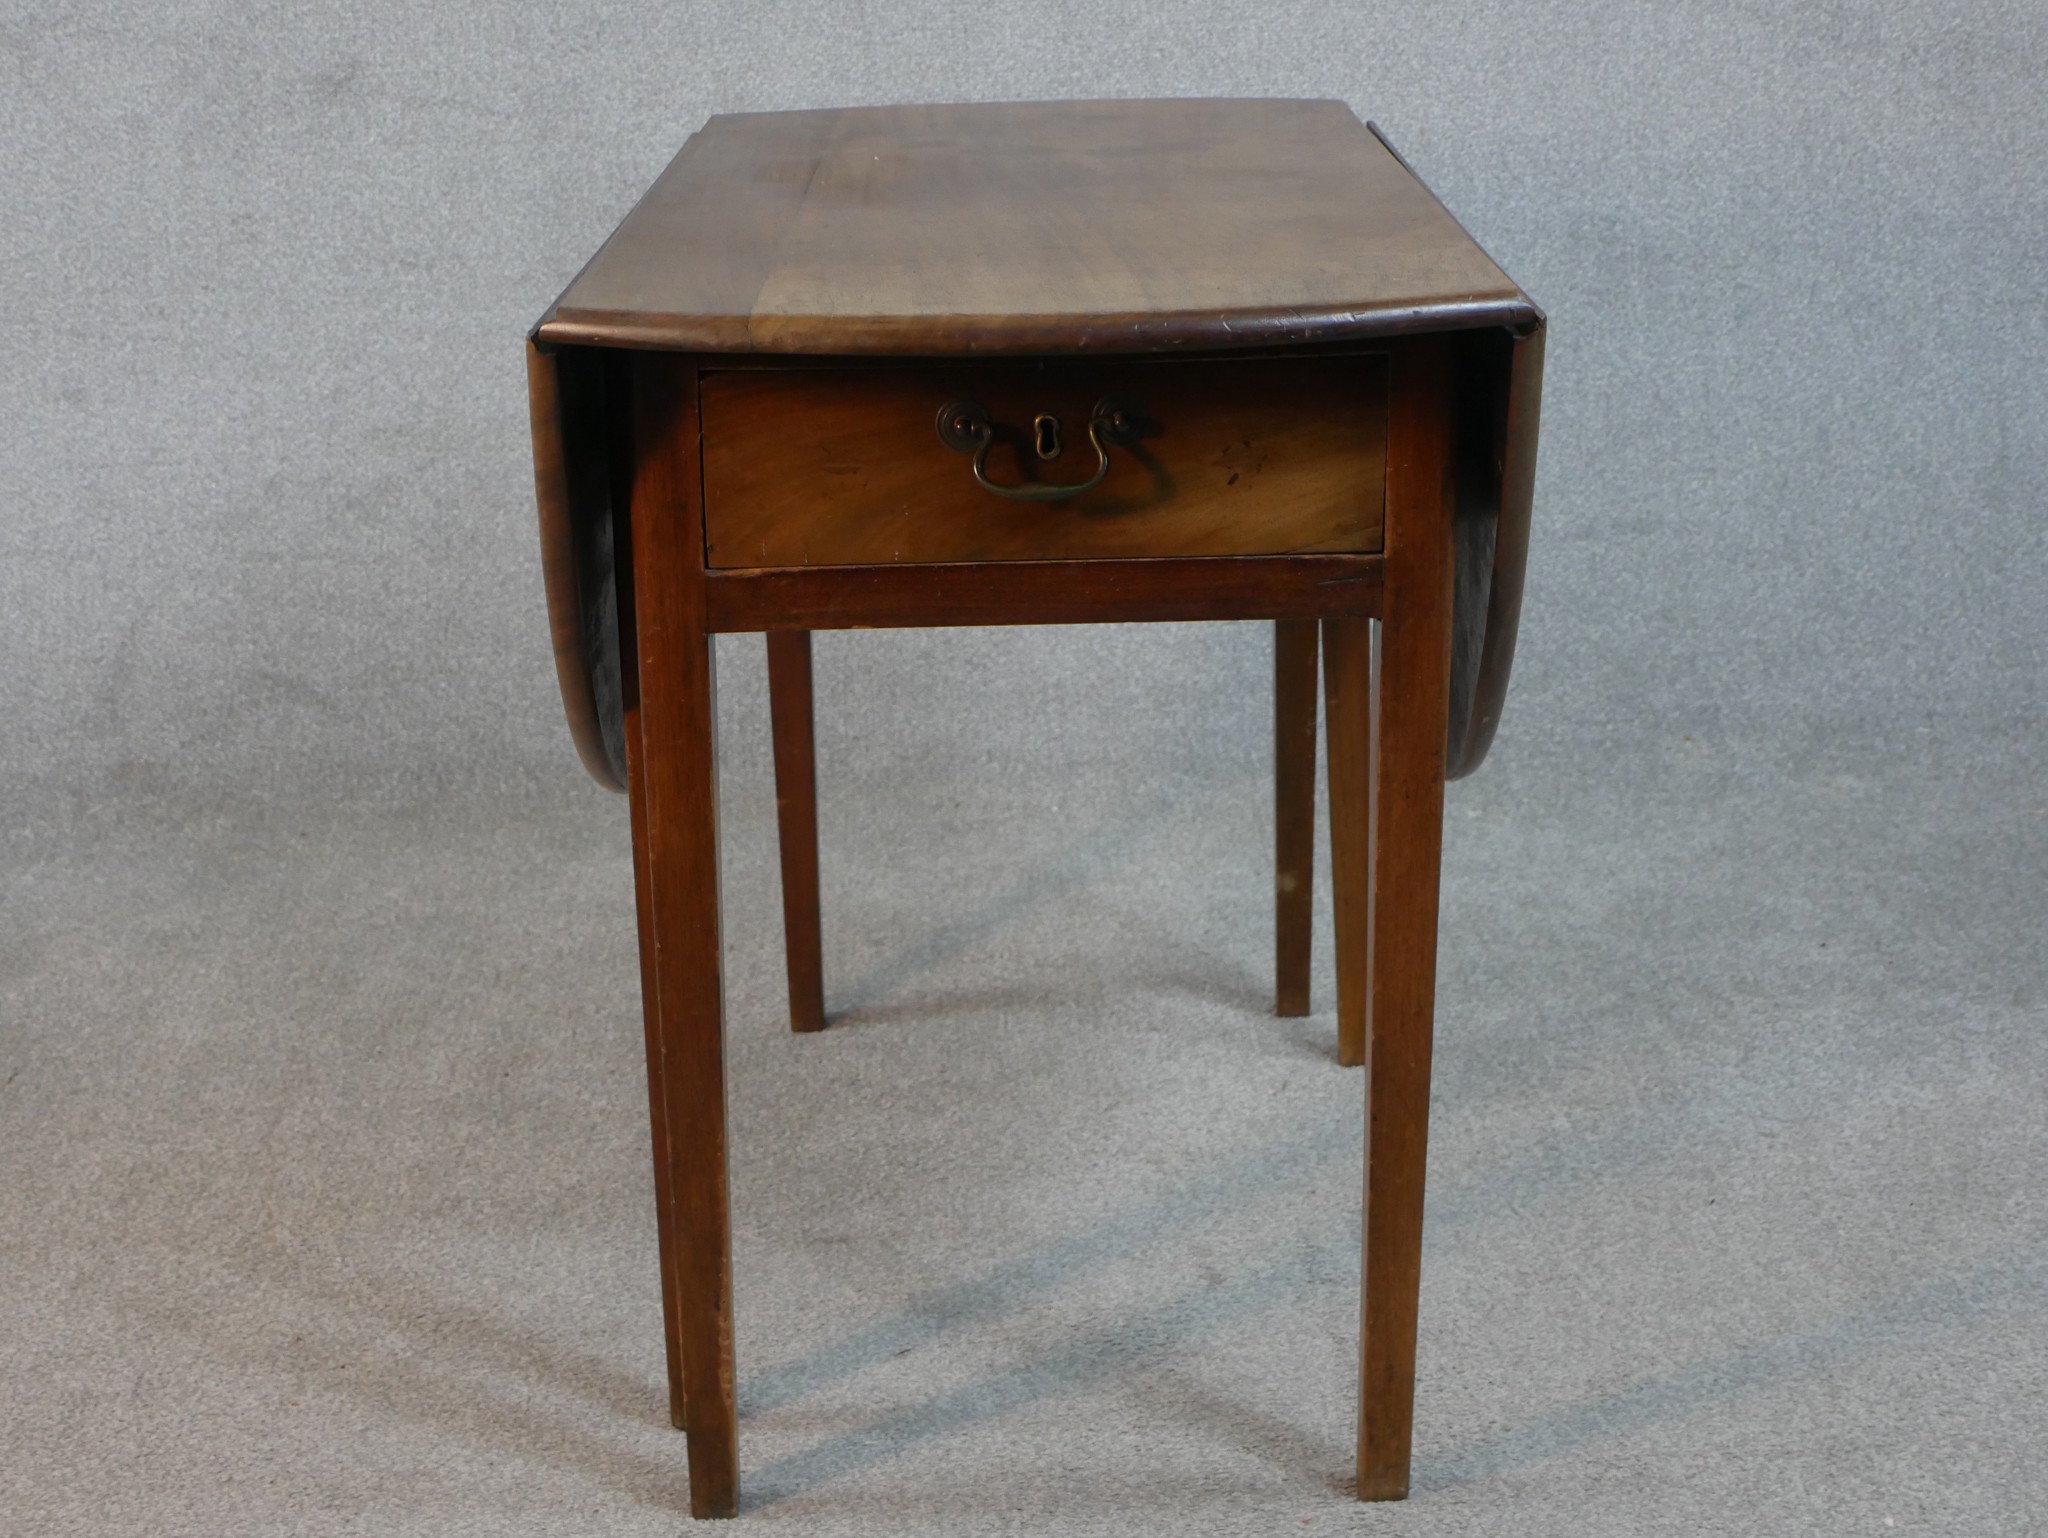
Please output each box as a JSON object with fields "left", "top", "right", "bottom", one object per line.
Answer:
{"left": 699, "top": 553, "right": 1384, "bottom": 632}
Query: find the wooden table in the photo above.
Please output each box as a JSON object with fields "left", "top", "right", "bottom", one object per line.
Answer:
{"left": 526, "top": 98, "right": 1543, "bottom": 1519}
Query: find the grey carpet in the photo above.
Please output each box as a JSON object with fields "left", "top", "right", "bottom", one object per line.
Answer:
{"left": 4, "top": 1, "right": 2046, "bottom": 1533}
{"left": 5, "top": 646, "right": 2044, "bottom": 1535}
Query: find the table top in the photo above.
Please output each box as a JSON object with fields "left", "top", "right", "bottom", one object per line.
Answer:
{"left": 532, "top": 98, "right": 1536, "bottom": 356}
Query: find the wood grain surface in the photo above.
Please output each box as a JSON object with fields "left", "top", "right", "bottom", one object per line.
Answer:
{"left": 701, "top": 356, "right": 1386, "bottom": 569}
{"left": 628, "top": 356, "right": 740, "bottom": 1518}
{"left": 530, "top": 106, "right": 1542, "bottom": 789}
{"left": 1323, "top": 614, "right": 1377, "bottom": 1070}
{"left": 533, "top": 99, "right": 1533, "bottom": 356}
{"left": 1446, "top": 319, "right": 1544, "bottom": 778}
{"left": 767, "top": 631, "right": 826, "bottom": 1034}
{"left": 702, "top": 554, "right": 1382, "bottom": 633}
{"left": 614, "top": 485, "right": 688, "bottom": 1435}
{"left": 527, "top": 341, "right": 626, "bottom": 789}
{"left": 1356, "top": 340, "right": 1458, "bottom": 1500}
{"left": 520, "top": 101, "right": 1552, "bottom": 1513}
{"left": 1273, "top": 619, "right": 1319, "bottom": 1019}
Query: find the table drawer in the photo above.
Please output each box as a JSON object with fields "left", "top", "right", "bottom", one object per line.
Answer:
{"left": 700, "top": 357, "right": 1386, "bottom": 569}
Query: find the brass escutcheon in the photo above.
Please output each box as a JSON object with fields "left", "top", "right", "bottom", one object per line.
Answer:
{"left": 1032, "top": 414, "right": 1063, "bottom": 461}
{"left": 935, "top": 396, "right": 1148, "bottom": 502}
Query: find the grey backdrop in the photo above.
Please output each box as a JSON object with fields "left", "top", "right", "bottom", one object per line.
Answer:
{"left": 5, "top": 4, "right": 2045, "bottom": 1536}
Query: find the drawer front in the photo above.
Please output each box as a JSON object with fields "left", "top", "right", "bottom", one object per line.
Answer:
{"left": 700, "top": 357, "right": 1386, "bottom": 568}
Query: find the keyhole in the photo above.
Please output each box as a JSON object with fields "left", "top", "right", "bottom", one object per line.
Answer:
{"left": 1033, "top": 414, "right": 1063, "bottom": 461}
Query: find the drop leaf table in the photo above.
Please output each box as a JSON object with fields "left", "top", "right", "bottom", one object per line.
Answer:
{"left": 526, "top": 97, "right": 1543, "bottom": 1518}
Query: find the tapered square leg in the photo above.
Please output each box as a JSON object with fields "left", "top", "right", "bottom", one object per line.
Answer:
{"left": 1273, "top": 618, "right": 1319, "bottom": 1018}
{"left": 1322, "top": 616, "right": 1377, "bottom": 1068}
{"left": 613, "top": 366, "right": 688, "bottom": 1435}
{"left": 632, "top": 357, "right": 740, "bottom": 1519}
{"left": 1356, "top": 341, "right": 1457, "bottom": 1502}
{"left": 625, "top": 705, "right": 689, "bottom": 1432}
{"left": 767, "top": 630, "right": 826, "bottom": 1032}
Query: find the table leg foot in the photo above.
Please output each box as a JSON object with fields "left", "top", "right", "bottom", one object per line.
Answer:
{"left": 1357, "top": 1465, "right": 1412, "bottom": 1501}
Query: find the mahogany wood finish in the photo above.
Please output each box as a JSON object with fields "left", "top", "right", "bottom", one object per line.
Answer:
{"left": 1451, "top": 322, "right": 1545, "bottom": 777}
{"left": 1323, "top": 615, "right": 1377, "bottom": 1071}
{"left": 614, "top": 433, "right": 688, "bottom": 1434}
{"left": 767, "top": 632, "right": 825, "bottom": 1033}
{"left": 533, "top": 99, "right": 1529, "bottom": 356}
{"left": 525, "top": 97, "right": 1544, "bottom": 1518}
{"left": 703, "top": 554, "right": 1382, "bottom": 634}
{"left": 527, "top": 342, "right": 625, "bottom": 790}
{"left": 1357, "top": 343, "right": 1459, "bottom": 1498}
{"left": 701, "top": 357, "right": 1387, "bottom": 568}
{"left": 629, "top": 358, "right": 739, "bottom": 1518}
{"left": 533, "top": 102, "right": 1539, "bottom": 790}
{"left": 1273, "top": 619, "right": 1319, "bottom": 1018}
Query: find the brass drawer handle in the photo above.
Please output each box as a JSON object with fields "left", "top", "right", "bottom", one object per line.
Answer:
{"left": 936, "top": 397, "right": 1145, "bottom": 502}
